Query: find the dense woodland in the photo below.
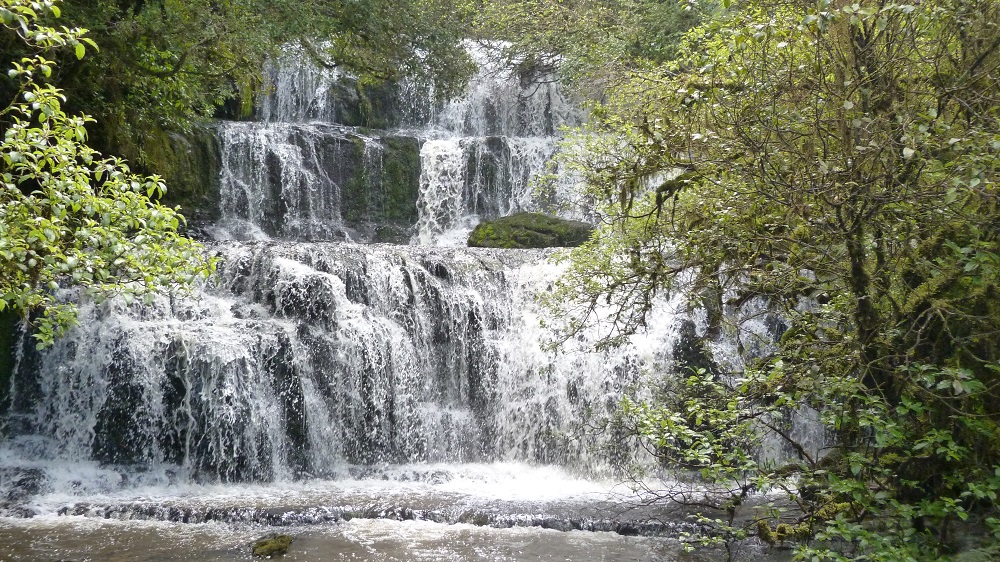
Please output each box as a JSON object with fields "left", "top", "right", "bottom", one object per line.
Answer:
{"left": 1, "top": 0, "right": 999, "bottom": 560}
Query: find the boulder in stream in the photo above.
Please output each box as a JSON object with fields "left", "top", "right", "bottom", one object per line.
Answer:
{"left": 252, "top": 533, "right": 294, "bottom": 557}
{"left": 467, "top": 213, "right": 593, "bottom": 249}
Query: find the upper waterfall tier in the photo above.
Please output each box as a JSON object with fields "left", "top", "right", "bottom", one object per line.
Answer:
{"left": 212, "top": 124, "right": 586, "bottom": 245}
{"left": 198, "top": 43, "right": 589, "bottom": 245}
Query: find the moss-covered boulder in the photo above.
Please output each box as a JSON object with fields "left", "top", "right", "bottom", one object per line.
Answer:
{"left": 467, "top": 213, "right": 594, "bottom": 249}
{"left": 252, "top": 534, "right": 294, "bottom": 557}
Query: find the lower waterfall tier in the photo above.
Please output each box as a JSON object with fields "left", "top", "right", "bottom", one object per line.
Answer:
{"left": 1, "top": 242, "right": 685, "bottom": 489}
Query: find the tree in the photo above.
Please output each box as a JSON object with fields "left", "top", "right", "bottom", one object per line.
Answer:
{"left": 0, "top": 0, "right": 476, "bottom": 169}
{"left": 474, "top": 0, "right": 705, "bottom": 96}
{"left": 544, "top": 0, "right": 1000, "bottom": 558}
{"left": 0, "top": 0, "right": 213, "bottom": 346}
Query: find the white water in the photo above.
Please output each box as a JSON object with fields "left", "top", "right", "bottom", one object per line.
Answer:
{"left": 3, "top": 243, "right": 687, "bottom": 488}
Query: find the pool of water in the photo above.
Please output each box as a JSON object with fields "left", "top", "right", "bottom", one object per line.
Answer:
{"left": 0, "top": 463, "right": 790, "bottom": 561}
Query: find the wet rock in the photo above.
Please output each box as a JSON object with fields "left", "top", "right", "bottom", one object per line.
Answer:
{"left": 468, "top": 213, "right": 593, "bottom": 249}
{"left": 0, "top": 467, "right": 46, "bottom": 502}
{"left": 147, "top": 125, "right": 223, "bottom": 226}
{"left": 252, "top": 533, "right": 294, "bottom": 557}
{"left": 615, "top": 522, "right": 641, "bottom": 536}
{"left": 0, "top": 310, "right": 18, "bottom": 417}
{"left": 341, "top": 135, "right": 421, "bottom": 236}
{"left": 540, "top": 517, "right": 573, "bottom": 532}
{"left": 92, "top": 336, "right": 152, "bottom": 466}
{"left": 457, "top": 510, "right": 492, "bottom": 526}
{"left": 8, "top": 505, "right": 37, "bottom": 518}
{"left": 672, "top": 320, "right": 720, "bottom": 378}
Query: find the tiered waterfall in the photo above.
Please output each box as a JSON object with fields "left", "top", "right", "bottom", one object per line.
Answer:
{"left": 0, "top": 46, "right": 696, "bottom": 500}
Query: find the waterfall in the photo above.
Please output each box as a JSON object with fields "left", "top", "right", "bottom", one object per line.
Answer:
{"left": 215, "top": 43, "right": 586, "bottom": 246}
{"left": 4, "top": 242, "right": 681, "bottom": 492}
{"left": 0, "top": 45, "right": 706, "bottom": 502}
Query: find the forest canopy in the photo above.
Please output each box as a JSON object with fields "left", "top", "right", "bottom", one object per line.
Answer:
{"left": 0, "top": 0, "right": 476, "bottom": 166}
{"left": 0, "top": 0, "right": 214, "bottom": 344}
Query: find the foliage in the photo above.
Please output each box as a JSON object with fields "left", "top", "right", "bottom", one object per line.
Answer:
{"left": 251, "top": 534, "right": 293, "bottom": 557}
{"left": 474, "top": 0, "right": 705, "bottom": 96}
{"left": 0, "top": 0, "right": 213, "bottom": 347}
{"left": 545, "top": 0, "right": 1000, "bottom": 558}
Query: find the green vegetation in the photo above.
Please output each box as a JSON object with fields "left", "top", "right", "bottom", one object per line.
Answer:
{"left": 341, "top": 134, "right": 422, "bottom": 239}
{"left": 467, "top": 212, "right": 594, "bottom": 248}
{"left": 510, "top": 0, "right": 1000, "bottom": 559}
{"left": 473, "top": 0, "right": 704, "bottom": 95}
{"left": 0, "top": 0, "right": 213, "bottom": 347}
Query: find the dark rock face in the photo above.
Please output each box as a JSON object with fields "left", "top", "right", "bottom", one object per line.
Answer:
{"left": 0, "top": 467, "right": 46, "bottom": 502}
{"left": 671, "top": 320, "right": 720, "bottom": 378}
{"left": 216, "top": 123, "right": 423, "bottom": 243}
{"left": 341, "top": 135, "right": 422, "bottom": 243}
{"left": 145, "top": 125, "right": 223, "bottom": 226}
{"left": 92, "top": 336, "right": 154, "bottom": 466}
{"left": 0, "top": 310, "right": 18, "bottom": 420}
{"left": 467, "top": 213, "right": 594, "bottom": 249}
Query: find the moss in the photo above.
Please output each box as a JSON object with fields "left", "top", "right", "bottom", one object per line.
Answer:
{"left": 756, "top": 519, "right": 777, "bottom": 545}
{"left": 252, "top": 534, "right": 294, "bottom": 557}
{"left": 334, "top": 79, "right": 409, "bottom": 129}
{"left": 757, "top": 520, "right": 809, "bottom": 545}
{"left": 877, "top": 452, "right": 904, "bottom": 468}
{"left": 467, "top": 213, "right": 594, "bottom": 249}
{"left": 814, "top": 501, "right": 852, "bottom": 521}
{"left": 380, "top": 136, "right": 421, "bottom": 222}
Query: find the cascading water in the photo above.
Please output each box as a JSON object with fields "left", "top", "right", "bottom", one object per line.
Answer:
{"left": 412, "top": 45, "right": 587, "bottom": 244}
{"left": 0, "top": 44, "right": 790, "bottom": 562}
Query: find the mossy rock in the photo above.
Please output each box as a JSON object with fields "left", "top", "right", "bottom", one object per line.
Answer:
{"left": 467, "top": 213, "right": 594, "bottom": 249}
{"left": 341, "top": 134, "right": 421, "bottom": 229}
{"left": 252, "top": 534, "right": 294, "bottom": 557}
